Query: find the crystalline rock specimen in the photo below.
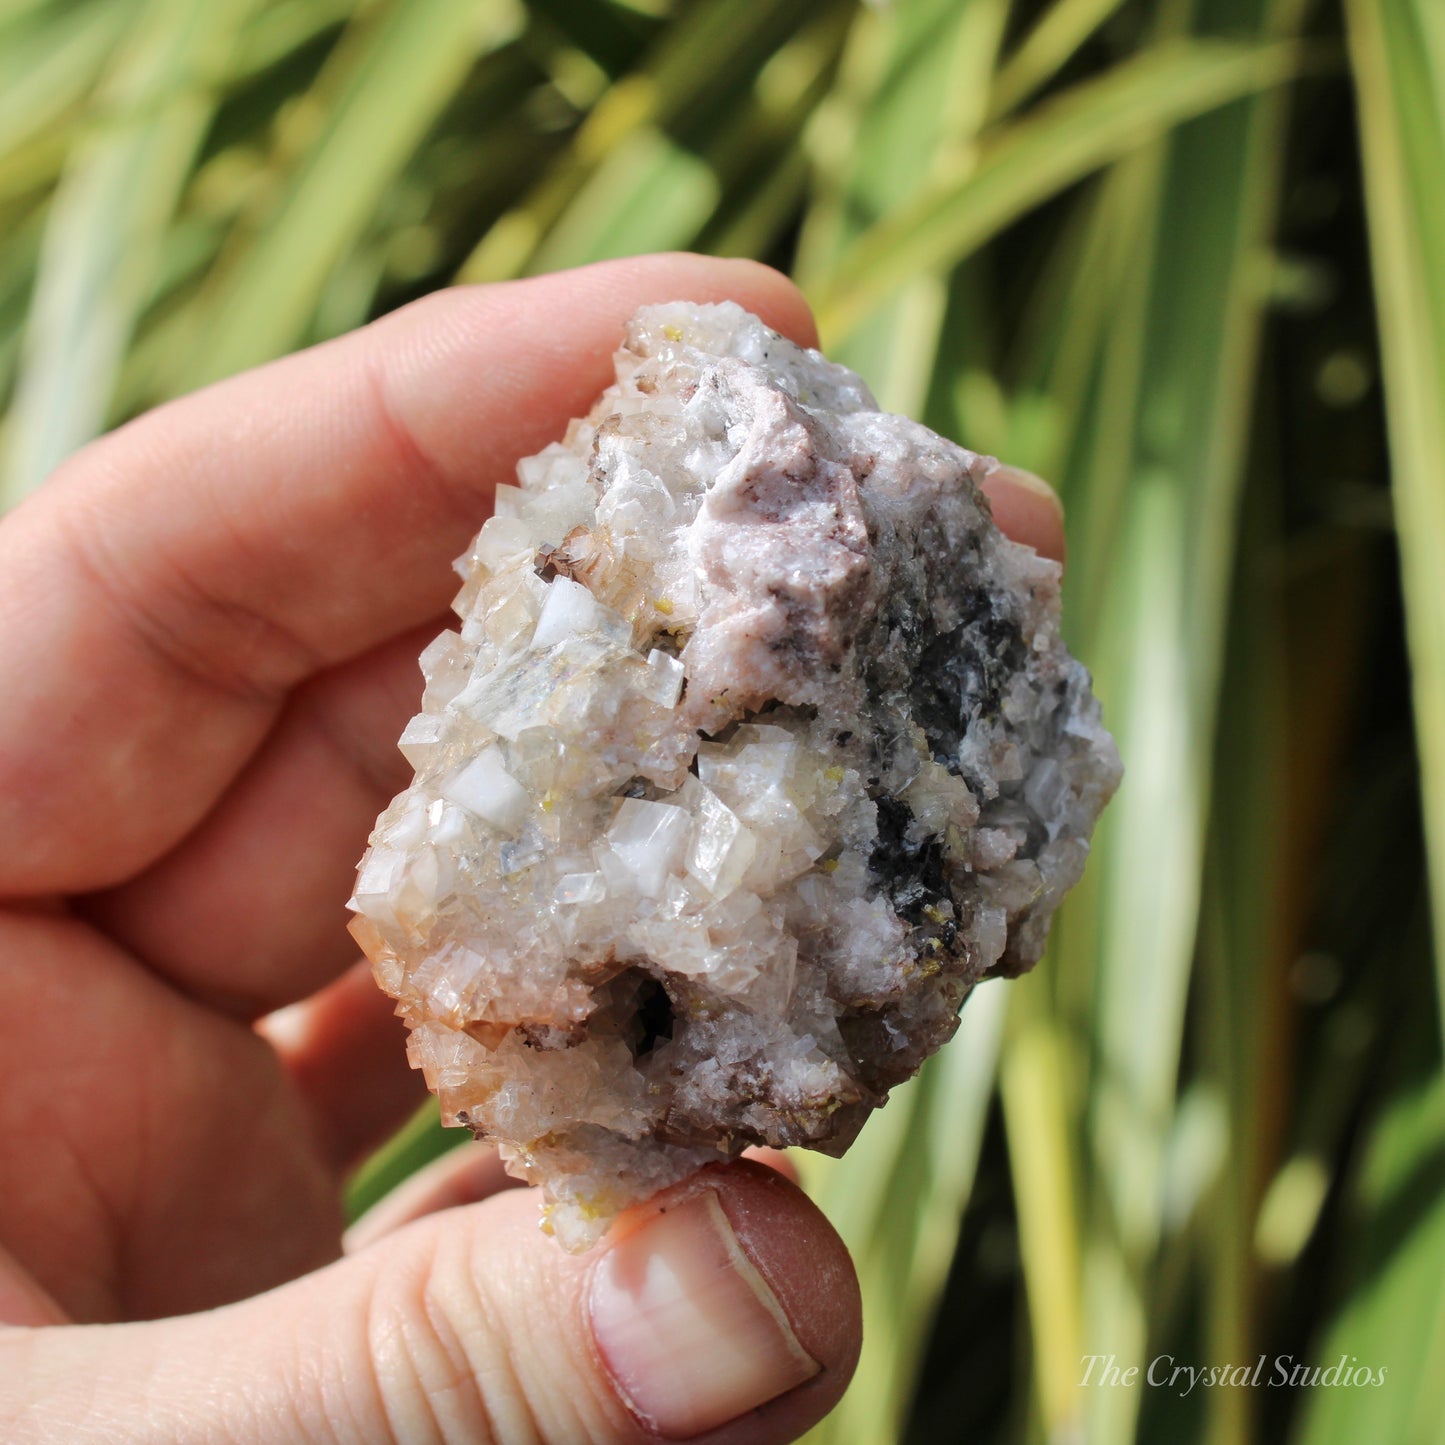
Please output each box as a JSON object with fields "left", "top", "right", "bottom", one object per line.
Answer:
{"left": 349, "top": 302, "right": 1121, "bottom": 1249}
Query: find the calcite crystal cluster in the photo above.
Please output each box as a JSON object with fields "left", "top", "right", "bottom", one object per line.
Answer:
{"left": 349, "top": 302, "right": 1120, "bottom": 1248}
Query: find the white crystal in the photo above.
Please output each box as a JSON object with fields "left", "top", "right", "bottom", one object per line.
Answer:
{"left": 555, "top": 871, "right": 607, "bottom": 906}
{"left": 641, "top": 648, "right": 685, "bottom": 708}
{"left": 349, "top": 300, "right": 1121, "bottom": 1249}
{"left": 602, "top": 798, "right": 692, "bottom": 898}
{"left": 349, "top": 844, "right": 405, "bottom": 922}
{"left": 473, "top": 514, "right": 534, "bottom": 570}
{"left": 531, "top": 575, "right": 623, "bottom": 651}
{"left": 439, "top": 747, "right": 533, "bottom": 833}
{"left": 398, "top": 713, "right": 447, "bottom": 771}
{"left": 684, "top": 781, "right": 754, "bottom": 898}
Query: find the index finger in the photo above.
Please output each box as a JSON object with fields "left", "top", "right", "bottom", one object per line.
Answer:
{"left": 0, "top": 256, "right": 818, "bottom": 895}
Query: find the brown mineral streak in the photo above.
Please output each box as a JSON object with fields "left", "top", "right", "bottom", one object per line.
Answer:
{"left": 348, "top": 301, "right": 1121, "bottom": 1250}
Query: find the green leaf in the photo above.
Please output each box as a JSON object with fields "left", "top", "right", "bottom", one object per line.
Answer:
{"left": 526, "top": 125, "right": 718, "bottom": 272}
{"left": 1345, "top": 0, "right": 1445, "bottom": 1047}
{"left": 459, "top": 0, "right": 826, "bottom": 283}
{"left": 167, "top": 0, "right": 520, "bottom": 392}
{"left": 1000, "top": 976, "right": 1086, "bottom": 1440}
{"left": 813, "top": 38, "right": 1304, "bottom": 342}
{"left": 803, "top": 980, "right": 1006, "bottom": 1445}
{"left": 1032, "top": 6, "right": 1310, "bottom": 1438}
{"left": 0, "top": 0, "right": 132, "bottom": 162}
{"left": 1, "top": 0, "right": 261, "bottom": 505}
{"left": 797, "top": 0, "right": 1011, "bottom": 415}
{"left": 1297, "top": 1073, "right": 1445, "bottom": 1445}
{"left": 989, "top": 0, "right": 1130, "bottom": 117}
{"left": 228, "top": 0, "right": 356, "bottom": 82}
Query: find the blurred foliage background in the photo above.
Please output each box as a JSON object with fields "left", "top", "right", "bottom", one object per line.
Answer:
{"left": 2, "top": 0, "right": 1443, "bottom": 1441}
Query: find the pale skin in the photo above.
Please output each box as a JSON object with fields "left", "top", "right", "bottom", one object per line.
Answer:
{"left": 0, "top": 254, "right": 1065, "bottom": 1443}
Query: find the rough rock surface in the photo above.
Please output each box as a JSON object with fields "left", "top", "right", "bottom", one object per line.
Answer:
{"left": 348, "top": 302, "right": 1121, "bottom": 1248}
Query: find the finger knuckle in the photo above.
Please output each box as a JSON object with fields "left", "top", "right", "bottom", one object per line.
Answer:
{"left": 365, "top": 1236, "right": 520, "bottom": 1445}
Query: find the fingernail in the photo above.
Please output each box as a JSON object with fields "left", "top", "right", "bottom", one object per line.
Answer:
{"left": 989, "top": 462, "right": 1064, "bottom": 516}
{"left": 589, "top": 1189, "right": 821, "bottom": 1439}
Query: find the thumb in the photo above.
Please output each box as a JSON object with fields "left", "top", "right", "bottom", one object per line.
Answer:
{"left": 2, "top": 1161, "right": 861, "bottom": 1443}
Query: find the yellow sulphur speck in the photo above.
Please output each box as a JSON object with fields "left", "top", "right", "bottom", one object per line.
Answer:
{"left": 662, "top": 324, "right": 683, "bottom": 342}
{"left": 824, "top": 765, "right": 845, "bottom": 783}
{"left": 821, "top": 857, "right": 840, "bottom": 873}
{"left": 653, "top": 597, "right": 674, "bottom": 615}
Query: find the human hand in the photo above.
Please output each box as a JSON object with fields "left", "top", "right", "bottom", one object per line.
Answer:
{"left": 0, "top": 254, "right": 1062, "bottom": 1443}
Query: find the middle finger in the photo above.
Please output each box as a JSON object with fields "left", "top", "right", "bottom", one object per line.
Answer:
{"left": 81, "top": 621, "right": 437, "bottom": 1013}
